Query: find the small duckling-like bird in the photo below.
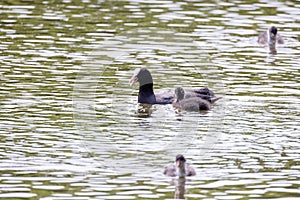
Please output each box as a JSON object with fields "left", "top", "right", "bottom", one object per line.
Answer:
{"left": 173, "top": 87, "right": 222, "bottom": 112}
{"left": 130, "top": 68, "right": 215, "bottom": 105}
{"left": 163, "top": 154, "right": 196, "bottom": 177}
{"left": 257, "top": 26, "right": 284, "bottom": 46}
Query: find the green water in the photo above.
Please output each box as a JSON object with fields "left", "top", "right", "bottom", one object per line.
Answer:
{"left": 0, "top": 0, "right": 299, "bottom": 199}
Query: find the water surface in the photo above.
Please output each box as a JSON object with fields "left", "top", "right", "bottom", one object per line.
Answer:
{"left": 0, "top": 0, "right": 299, "bottom": 199}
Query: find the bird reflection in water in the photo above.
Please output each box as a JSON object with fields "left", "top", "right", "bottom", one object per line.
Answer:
{"left": 174, "top": 177, "right": 186, "bottom": 199}
{"left": 136, "top": 103, "right": 152, "bottom": 117}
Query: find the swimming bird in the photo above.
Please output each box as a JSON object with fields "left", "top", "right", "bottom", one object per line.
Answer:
{"left": 173, "top": 87, "right": 221, "bottom": 112}
{"left": 129, "top": 68, "right": 215, "bottom": 104}
{"left": 163, "top": 154, "right": 196, "bottom": 177}
{"left": 257, "top": 26, "right": 284, "bottom": 46}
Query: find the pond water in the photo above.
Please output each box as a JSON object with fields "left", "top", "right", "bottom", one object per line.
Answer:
{"left": 0, "top": 0, "right": 299, "bottom": 199}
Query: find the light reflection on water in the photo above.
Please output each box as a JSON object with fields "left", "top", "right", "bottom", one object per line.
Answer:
{"left": 0, "top": 0, "right": 300, "bottom": 199}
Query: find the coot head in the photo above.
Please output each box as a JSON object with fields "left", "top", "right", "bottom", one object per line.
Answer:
{"left": 269, "top": 26, "right": 278, "bottom": 40}
{"left": 174, "top": 87, "right": 185, "bottom": 102}
{"left": 270, "top": 26, "right": 278, "bottom": 36}
{"left": 130, "top": 67, "right": 153, "bottom": 86}
{"left": 175, "top": 154, "right": 186, "bottom": 167}
{"left": 130, "top": 68, "right": 174, "bottom": 104}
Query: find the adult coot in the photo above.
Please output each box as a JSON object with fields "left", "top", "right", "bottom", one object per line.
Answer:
{"left": 130, "top": 68, "right": 215, "bottom": 104}
{"left": 163, "top": 154, "right": 196, "bottom": 177}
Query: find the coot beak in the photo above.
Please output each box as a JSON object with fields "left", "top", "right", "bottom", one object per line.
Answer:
{"left": 129, "top": 75, "right": 138, "bottom": 86}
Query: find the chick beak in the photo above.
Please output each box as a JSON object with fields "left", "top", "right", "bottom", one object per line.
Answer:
{"left": 176, "top": 160, "right": 182, "bottom": 168}
{"left": 271, "top": 33, "right": 276, "bottom": 39}
{"left": 129, "top": 75, "right": 138, "bottom": 86}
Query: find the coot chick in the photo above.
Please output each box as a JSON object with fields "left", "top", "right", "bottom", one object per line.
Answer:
{"left": 173, "top": 87, "right": 221, "bottom": 112}
{"left": 130, "top": 68, "right": 215, "bottom": 104}
{"left": 163, "top": 154, "right": 196, "bottom": 177}
{"left": 178, "top": 87, "right": 222, "bottom": 104}
{"left": 257, "top": 26, "right": 284, "bottom": 46}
